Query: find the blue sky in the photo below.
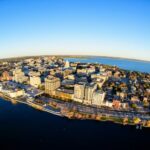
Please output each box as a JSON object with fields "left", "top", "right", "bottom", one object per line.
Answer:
{"left": 0, "top": 0, "right": 150, "bottom": 60}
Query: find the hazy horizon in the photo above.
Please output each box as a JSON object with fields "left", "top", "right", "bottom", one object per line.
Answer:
{"left": 0, "top": 0, "right": 150, "bottom": 61}
{"left": 1, "top": 54, "right": 150, "bottom": 62}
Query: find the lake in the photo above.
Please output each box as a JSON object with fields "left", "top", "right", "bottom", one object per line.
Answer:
{"left": 65, "top": 57, "right": 150, "bottom": 73}
{"left": 0, "top": 98, "right": 150, "bottom": 150}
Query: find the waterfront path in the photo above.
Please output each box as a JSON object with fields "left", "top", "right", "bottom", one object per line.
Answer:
{"left": 39, "top": 96, "right": 150, "bottom": 121}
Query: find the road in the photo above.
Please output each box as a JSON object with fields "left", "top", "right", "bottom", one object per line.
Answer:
{"left": 39, "top": 96, "right": 150, "bottom": 121}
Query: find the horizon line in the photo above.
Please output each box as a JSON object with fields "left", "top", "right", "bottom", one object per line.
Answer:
{"left": 0, "top": 54, "right": 150, "bottom": 63}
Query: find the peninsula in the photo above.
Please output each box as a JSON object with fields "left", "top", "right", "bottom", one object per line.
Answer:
{"left": 0, "top": 56, "right": 150, "bottom": 128}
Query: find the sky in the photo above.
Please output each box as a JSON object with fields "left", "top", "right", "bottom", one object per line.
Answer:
{"left": 0, "top": 0, "right": 150, "bottom": 61}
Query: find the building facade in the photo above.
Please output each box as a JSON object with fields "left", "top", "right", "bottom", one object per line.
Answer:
{"left": 74, "top": 83, "right": 85, "bottom": 103}
{"left": 13, "top": 69, "right": 28, "bottom": 83}
{"left": 45, "top": 76, "right": 61, "bottom": 95}
{"left": 30, "top": 76, "right": 41, "bottom": 88}
{"left": 92, "top": 90, "right": 106, "bottom": 107}
{"left": 84, "top": 83, "right": 97, "bottom": 105}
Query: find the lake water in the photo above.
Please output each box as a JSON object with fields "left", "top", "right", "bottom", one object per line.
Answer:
{"left": 65, "top": 57, "right": 150, "bottom": 73}
{"left": 0, "top": 57, "right": 150, "bottom": 150}
{"left": 0, "top": 98, "right": 150, "bottom": 150}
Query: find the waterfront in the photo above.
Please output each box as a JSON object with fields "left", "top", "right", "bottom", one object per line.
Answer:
{"left": 65, "top": 57, "right": 150, "bottom": 73}
{"left": 0, "top": 56, "right": 150, "bottom": 150}
{"left": 0, "top": 98, "right": 150, "bottom": 150}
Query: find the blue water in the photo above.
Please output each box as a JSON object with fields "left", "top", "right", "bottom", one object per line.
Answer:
{"left": 65, "top": 57, "right": 150, "bottom": 73}
{"left": 0, "top": 98, "right": 150, "bottom": 150}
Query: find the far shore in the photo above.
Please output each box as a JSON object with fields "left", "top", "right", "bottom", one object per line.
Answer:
{"left": 64, "top": 55, "right": 150, "bottom": 63}
{"left": 0, "top": 55, "right": 149, "bottom": 63}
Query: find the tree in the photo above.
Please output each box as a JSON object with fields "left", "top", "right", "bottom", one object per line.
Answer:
{"left": 133, "top": 117, "right": 141, "bottom": 124}
{"left": 123, "top": 117, "right": 128, "bottom": 125}
{"left": 131, "top": 103, "right": 137, "bottom": 109}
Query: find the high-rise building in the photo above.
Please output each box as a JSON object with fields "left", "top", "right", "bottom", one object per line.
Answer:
{"left": 92, "top": 90, "right": 106, "bottom": 106}
{"left": 74, "top": 83, "right": 85, "bottom": 103}
{"left": 84, "top": 83, "right": 97, "bottom": 105}
{"left": 30, "top": 76, "right": 41, "bottom": 88}
{"left": 45, "top": 76, "right": 61, "bottom": 95}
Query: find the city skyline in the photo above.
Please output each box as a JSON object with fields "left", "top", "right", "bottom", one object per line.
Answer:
{"left": 0, "top": 0, "right": 150, "bottom": 61}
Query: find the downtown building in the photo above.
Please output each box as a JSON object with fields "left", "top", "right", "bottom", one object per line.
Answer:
{"left": 30, "top": 76, "right": 41, "bottom": 88}
{"left": 13, "top": 69, "right": 28, "bottom": 83}
{"left": 45, "top": 75, "right": 61, "bottom": 95}
{"left": 74, "top": 83, "right": 86, "bottom": 103}
{"left": 92, "top": 90, "right": 106, "bottom": 107}
{"left": 73, "top": 82, "right": 106, "bottom": 106}
{"left": 29, "top": 71, "right": 41, "bottom": 88}
{"left": 84, "top": 83, "right": 97, "bottom": 105}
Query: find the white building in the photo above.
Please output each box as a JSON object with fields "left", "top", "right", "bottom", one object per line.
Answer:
{"left": 91, "top": 74, "right": 108, "bottom": 82}
{"left": 0, "top": 84, "right": 3, "bottom": 91}
{"left": 8, "top": 90, "right": 25, "bottom": 98}
{"left": 86, "top": 67, "right": 95, "bottom": 75}
{"left": 67, "top": 74, "right": 75, "bottom": 80}
{"left": 104, "top": 101, "right": 113, "bottom": 108}
{"left": 13, "top": 69, "right": 28, "bottom": 83}
{"left": 77, "top": 69, "right": 87, "bottom": 74}
{"left": 30, "top": 76, "right": 41, "bottom": 88}
{"left": 92, "top": 90, "right": 106, "bottom": 106}
{"left": 84, "top": 83, "right": 97, "bottom": 105}
{"left": 74, "top": 83, "right": 85, "bottom": 103}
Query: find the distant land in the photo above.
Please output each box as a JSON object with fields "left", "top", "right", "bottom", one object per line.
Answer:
{"left": 0, "top": 55, "right": 149, "bottom": 63}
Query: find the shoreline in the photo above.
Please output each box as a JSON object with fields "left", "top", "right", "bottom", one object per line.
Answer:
{"left": 0, "top": 92, "right": 62, "bottom": 117}
{"left": 0, "top": 92, "right": 150, "bottom": 129}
